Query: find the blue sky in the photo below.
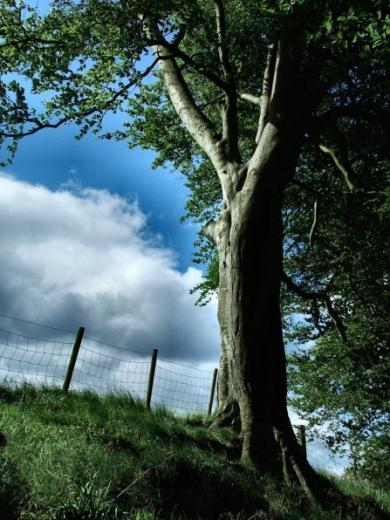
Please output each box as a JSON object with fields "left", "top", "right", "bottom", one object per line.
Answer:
{"left": 3, "top": 0, "right": 197, "bottom": 271}
{"left": 5, "top": 120, "right": 197, "bottom": 273}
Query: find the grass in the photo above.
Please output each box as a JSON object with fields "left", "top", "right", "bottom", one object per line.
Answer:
{"left": 0, "top": 384, "right": 388, "bottom": 519}
{"left": 328, "top": 472, "right": 390, "bottom": 515}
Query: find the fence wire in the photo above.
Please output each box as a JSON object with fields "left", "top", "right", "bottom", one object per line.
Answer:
{"left": 0, "top": 328, "right": 73, "bottom": 386}
{"left": 153, "top": 362, "right": 212, "bottom": 414}
{"left": 0, "top": 326, "right": 216, "bottom": 415}
{"left": 71, "top": 337, "right": 152, "bottom": 398}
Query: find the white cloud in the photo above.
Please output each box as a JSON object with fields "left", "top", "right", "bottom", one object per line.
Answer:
{"left": 307, "top": 439, "right": 347, "bottom": 476}
{"left": 0, "top": 173, "right": 220, "bottom": 364}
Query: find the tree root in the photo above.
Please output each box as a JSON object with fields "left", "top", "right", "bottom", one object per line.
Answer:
{"left": 273, "top": 425, "right": 318, "bottom": 502}
{"left": 210, "top": 400, "right": 241, "bottom": 432}
{"left": 289, "top": 454, "right": 315, "bottom": 501}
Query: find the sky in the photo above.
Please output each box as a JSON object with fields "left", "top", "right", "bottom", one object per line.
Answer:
{"left": 0, "top": 150, "right": 219, "bottom": 365}
{"left": 0, "top": 0, "right": 347, "bottom": 474}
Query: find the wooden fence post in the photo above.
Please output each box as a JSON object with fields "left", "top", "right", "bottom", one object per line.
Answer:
{"left": 295, "top": 424, "right": 307, "bottom": 459}
{"left": 145, "top": 348, "right": 158, "bottom": 409}
{"left": 207, "top": 368, "right": 218, "bottom": 415}
{"left": 63, "top": 326, "right": 85, "bottom": 393}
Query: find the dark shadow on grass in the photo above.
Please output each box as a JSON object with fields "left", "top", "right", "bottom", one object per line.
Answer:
{"left": 147, "top": 457, "right": 267, "bottom": 519}
{"left": 0, "top": 446, "right": 25, "bottom": 520}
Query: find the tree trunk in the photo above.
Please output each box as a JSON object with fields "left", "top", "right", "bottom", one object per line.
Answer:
{"left": 214, "top": 157, "right": 320, "bottom": 493}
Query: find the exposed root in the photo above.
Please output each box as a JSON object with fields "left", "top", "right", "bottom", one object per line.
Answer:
{"left": 289, "top": 454, "right": 315, "bottom": 502}
{"left": 280, "top": 441, "right": 292, "bottom": 487}
{"left": 210, "top": 400, "right": 241, "bottom": 431}
{"left": 212, "top": 412, "right": 341, "bottom": 504}
{"left": 273, "top": 425, "right": 317, "bottom": 502}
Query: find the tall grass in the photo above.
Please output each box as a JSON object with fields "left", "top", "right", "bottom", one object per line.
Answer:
{"left": 0, "top": 385, "right": 388, "bottom": 519}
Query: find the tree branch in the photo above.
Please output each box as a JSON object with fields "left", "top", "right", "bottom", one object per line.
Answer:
{"left": 203, "top": 219, "right": 219, "bottom": 245}
{"left": 148, "top": 41, "right": 227, "bottom": 91}
{"left": 309, "top": 199, "right": 318, "bottom": 246}
{"left": 213, "top": 0, "right": 234, "bottom": 84}
{"left": 240, "top": 93, "right": 262, "bottom": 106}
{"left": 240, "top": 44, "right": 276, "bottom": 145}
{"left": 291, "top": 179, "right": 320, "bottom": 246}
{"left": 0, "top": 57, "right": 160, "bottom": 139}
{"left": 143, "top": 16, "right": 235, "bottom": 204}
{"left": 319, "top": 143, "right": 355, "bottom": 192}
{"left": 176, "top": 48, "right": 227, "bottom": 90}
{"left": 323, "top": 298, "right": 348, "bottom": 345}
{"left": 203, "top": 209, "right": 230, "bottom": 245}
{"left": 244, "top": 38, "right": 285, "bottom": 193}
{"left": 282, "top": 272, "right": 348, "bottom": 344}
{"left": 256, "top": 44, "right": 276, "bottom": 143}
{"left": 171, "top": 24, "right": 186, "bottom": 48}
{"left": 213, "top": 0, "right": 240, "bottom": 162}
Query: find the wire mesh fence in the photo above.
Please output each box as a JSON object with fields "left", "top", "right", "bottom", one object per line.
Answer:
{"left": 71, "top": 336, "right": 152, "bottom": 398}
{"left": 0, "top": 321, "right": 217, "bottom": 416}
{"left": 153, "top": 361, "right": 214, "bottom": 414}
{"left": 0, "top": 328, "right": 73, "bottom": 386}
{"left": 0, "top": 313, "right": 309, "bottom": 455}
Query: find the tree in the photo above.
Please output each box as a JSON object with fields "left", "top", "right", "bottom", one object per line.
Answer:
{"left": 1, "top": 0, "right": 388, "bottom": 496}
{"left": 285, "top": 178, "right": 389, "bottom": 487}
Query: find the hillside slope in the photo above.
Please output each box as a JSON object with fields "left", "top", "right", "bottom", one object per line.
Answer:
{"left": 0, "top": 386, "right": 388, "bottom": 519}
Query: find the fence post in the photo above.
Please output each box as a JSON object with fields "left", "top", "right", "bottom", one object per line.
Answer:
{"left": 145, "top": 348, "right": 158, "bottom": 409}
{"left": 295, "top": 424, "right": 307, "bottom": 459}
{"left": 63, "top": 326, "right": 85, "bottom": 393}
{"left": 207, "top": 368, "right": 218, "bottom": 415}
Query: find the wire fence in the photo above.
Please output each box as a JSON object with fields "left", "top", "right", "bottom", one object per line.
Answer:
{"left": 0, "top": 322, "right": 217, "bottom": 416}
{"left": 0, "top": 328, "right": 73, "bottom": 386}
{"left": 0, "top": 313, "right": 309, "bottom": 457}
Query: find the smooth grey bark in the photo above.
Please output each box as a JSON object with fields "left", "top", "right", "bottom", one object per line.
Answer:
{"left": 213, "top": 152, "right": 320, "bottom": 494}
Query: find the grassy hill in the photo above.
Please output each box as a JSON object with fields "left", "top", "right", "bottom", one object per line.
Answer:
{"left": 0, "top": 385, "right": 388, "bottom": 519}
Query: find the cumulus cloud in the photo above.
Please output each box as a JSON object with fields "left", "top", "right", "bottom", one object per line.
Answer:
{"left": 0, "top": 173, "right": 220, "bottom": 364}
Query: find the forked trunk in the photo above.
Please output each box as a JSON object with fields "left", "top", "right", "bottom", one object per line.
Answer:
{"left": 145, "top": 17, "right": 322, "bottom": 494}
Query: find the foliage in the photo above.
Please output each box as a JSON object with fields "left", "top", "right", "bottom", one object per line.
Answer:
{"left": 283, "top": 94, "right": 389, "bottom": 485}
{"left": 288, "top": 319, "right": 389, "bottom": 488}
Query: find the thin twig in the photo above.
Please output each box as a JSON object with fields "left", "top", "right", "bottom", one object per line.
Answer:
{"left": 282, "top": 272, "right": 348, "bottom": 344}
{"left": 291, "top": 179, "right": 320, "bottom": 246}
{"left": 319, "top": 144, "right": 355, "bottom": 192}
